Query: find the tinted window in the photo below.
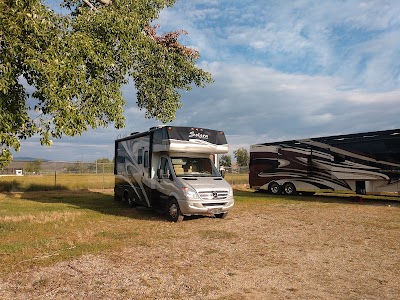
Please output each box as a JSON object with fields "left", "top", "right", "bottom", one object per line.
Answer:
{"left": 138, "top": 149, "right": 143, "bottom": 164}
{"left": 144, "top": 151, "right": 149, "bottom": 168}
{"left": 153, "top": 128, "right": 166, "bottom": 144}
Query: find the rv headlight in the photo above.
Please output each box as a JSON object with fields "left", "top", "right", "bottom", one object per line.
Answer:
{"left": 228, "top": 187, "right": 233, "bottom": 197}
{"left": 182, "top": 187, "right": 200, "bottom": 200}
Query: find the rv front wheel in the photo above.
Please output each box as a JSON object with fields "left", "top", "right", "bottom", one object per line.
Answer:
{"left": 268, "top": 182, "right": 282, "bottom": 195}
{"left": 283, "top": 182, "right": 297, "bottom": 195}
{"left": 168, "top": 199, "right": 184, "bottom": 222}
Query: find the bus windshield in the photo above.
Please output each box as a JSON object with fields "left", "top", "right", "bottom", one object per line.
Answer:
{"left": 171, "top": 157, "right": 220, "bottom": 177}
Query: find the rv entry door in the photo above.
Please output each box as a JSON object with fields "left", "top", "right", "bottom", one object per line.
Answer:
{"left": 137, "top": 146, "right": 152, "bottom": 206}
{"left": 140, "top": 146, "right": 150, "bottom": 178}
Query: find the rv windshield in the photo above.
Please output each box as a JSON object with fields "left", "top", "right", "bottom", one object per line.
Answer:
{"left": 171, "top": 157, "right": 220, "bottom": 177}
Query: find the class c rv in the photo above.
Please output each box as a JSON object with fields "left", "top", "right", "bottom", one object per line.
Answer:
{"left": 114, "top": 126, "right": 234, "bottom": 222}
{"left": 249, "top": 129, "right": 400, "bottom": 196}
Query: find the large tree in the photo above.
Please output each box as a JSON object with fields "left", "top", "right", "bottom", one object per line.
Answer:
{"left": 0, "top": 0, "right": 212, "bottom": 168}
{"left": 234, "top": 148, "right": 249, "bottom": 167}
{"left": 219, "top": 154, "right": 232, "bottom": 167}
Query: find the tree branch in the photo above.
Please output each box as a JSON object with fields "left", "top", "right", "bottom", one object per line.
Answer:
{"left": 82, "top": 0, "right": 112, "bottom": 10}
{"left": 96, "top": 0, "right": 112, "bottom": 5}
{"left": 82, "top": 0, "right": 96, "bottom": 10}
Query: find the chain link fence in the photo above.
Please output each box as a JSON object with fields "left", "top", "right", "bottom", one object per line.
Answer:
{"left": 0, "top": 161, "right": 249, "bottom": 191}
{"left": 0, "top": 161, "right": 114, "bottom": 176}
{"left": 1, "top": 161, "right": 250, "bottom": 176}
{"left": 221, "top": 166, "right": 249, "bottom": 174}
{"left": 0, "top": 161, "right": 115, "bottom": 191}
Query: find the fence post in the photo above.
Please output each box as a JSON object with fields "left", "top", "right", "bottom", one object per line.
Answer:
{"left": 102, "top": 163, "right": 105, "bottom": 190}
{"left": 54, "top": 162, "right": 57, "bottom": 190}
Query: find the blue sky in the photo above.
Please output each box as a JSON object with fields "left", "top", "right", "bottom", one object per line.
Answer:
{"left": 15, "top": 0, "right": 400, "bottom": 161}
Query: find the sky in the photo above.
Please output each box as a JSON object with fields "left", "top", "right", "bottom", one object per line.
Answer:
{"left": 14, "top": 0, "right": 400, "bottom": 162}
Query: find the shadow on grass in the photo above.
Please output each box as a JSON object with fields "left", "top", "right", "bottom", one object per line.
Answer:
{"left": 0, "top": 180, "right": 69, "bottom": 192}
{"left": 241, "top": 189, "right": 400, "bottom": 207}
{"left": 2, "top": 188, "right": 187, "bottom": 222}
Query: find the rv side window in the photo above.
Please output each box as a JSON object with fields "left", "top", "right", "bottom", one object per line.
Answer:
{"left": 144, "top": 151, "right": 149, "bottom": 168}
{"left": 138, "top": 149, "right": 143, "bottom": 164}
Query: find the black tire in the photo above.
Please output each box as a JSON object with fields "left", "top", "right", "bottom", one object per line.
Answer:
{"left": 168, "top": 199, "right": 184, "bottom": 222}
{"left": 215, "top": 212, "right": 229, "bottom": 219}
{"left": 122, "top": 190, "right": 128, "bottom": 202}
{"left": 283, "top": 182, "right": 297, "bottom": 195}
{"left": 123, "top": 190, "right": 137, "bottom": 207}
{"left": 268, "top": 182, "right": 282, "bottom": 195}
{"left": 127, "top": 197, "right": 136, "bottom": 207}
{"left": 114, "top": 193, "right": 122, "bottom": 201}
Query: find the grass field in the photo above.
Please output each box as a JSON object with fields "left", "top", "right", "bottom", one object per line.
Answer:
{"left": 0, "top": 190, "right": 134, "bottom": 275}
{"left": 0, "top": 189, "right": 399, "bottom": 299}
{"left": 0, "top": 173, "right": 248, "bottom": 192}
{"left": 0, "top": 187, "right": 249, "bottom": 275}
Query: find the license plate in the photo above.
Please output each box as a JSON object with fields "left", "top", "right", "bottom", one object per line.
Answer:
{"left": 210, "top": 208, "right": 222, "bottom": 214}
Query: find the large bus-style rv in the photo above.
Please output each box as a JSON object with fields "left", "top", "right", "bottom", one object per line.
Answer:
{"left": 249, "top": 129, "right": 400, "bottom": 196}
{"left": 114, "top": 126, "right": 234, "bottom": 222}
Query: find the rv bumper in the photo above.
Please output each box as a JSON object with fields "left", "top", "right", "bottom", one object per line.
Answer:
{"left": 177, "top": 198, "right": 234, "bottom": 215}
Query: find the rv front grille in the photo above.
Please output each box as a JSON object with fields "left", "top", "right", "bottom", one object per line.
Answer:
{"left": 202, "top": 203, "right": 226, "bottom": 207}
{"left": 198, "top": 191, "right": 229, "bottom": 200}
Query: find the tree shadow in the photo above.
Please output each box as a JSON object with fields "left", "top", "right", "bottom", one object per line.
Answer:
{"left": 2, "top": 188, "right": 191, "bottom": 222}
{"left": 0, "top": 180, "right": 69, "bottom": 192}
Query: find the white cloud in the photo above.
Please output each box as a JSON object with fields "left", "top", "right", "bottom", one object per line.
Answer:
{"left": 346, "top": 90, "right": 400, "bottom": 104}
{"left": 159, "top": 0, "right": 400, "bottom": 91}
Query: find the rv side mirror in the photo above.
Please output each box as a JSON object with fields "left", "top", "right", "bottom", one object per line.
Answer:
{"left": 166, "top": 169, "right": 172, "bottom": 180}
{"left": 158, "top": 169, "right": 172, "bottom": 180}
{"left": 219, "top": 167, "right": 226, "bottom": 178}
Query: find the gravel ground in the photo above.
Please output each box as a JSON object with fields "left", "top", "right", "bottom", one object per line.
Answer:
{"left": 1, "top": 196, "right": 399, "bottom": 299}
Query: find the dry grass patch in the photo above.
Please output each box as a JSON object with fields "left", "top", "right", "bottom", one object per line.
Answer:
{"left": 0, "top": 174, "right": 115, "bottom": 192}
{"left": 0, "top": 189, "right": 399, "bottom": 299}
{"left": 0, "top": 211, "right": 83, "bottom": 224}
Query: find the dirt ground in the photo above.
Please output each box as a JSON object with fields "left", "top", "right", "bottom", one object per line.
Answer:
{"left": 1, "top": 194, "right": 399, "bottom": 299}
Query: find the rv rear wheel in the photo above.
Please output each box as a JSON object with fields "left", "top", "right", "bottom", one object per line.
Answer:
{"left": 268, "top": 182, "right": 282, "bottom": 195}
{"left": 168, "top": 199, "right": 184, "bottom": 222}
{"left": 122, "top": 191, "right": 128, "bottom": 202}
{"left": 127, "top": 197, "right": 136, "bottom": 207}
{"left": 283, "top": 182, "right": 297, "bottom": 195}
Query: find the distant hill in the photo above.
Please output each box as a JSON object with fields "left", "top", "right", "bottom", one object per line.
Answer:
{"left": 13, "top": 157, "right": 50, "bottom": 162}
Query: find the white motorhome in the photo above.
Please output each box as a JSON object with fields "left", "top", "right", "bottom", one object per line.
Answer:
{"left": 114, "top": 126, "right": 234, "bottom": 222}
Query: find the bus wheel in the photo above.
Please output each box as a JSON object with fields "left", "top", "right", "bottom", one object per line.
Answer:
{"left": 283, "top": 182, "right": 297, "bottom": 195}
{"left": 268, "top": 182, "right": 282, "bottom": 195}
{"left": 168, "top": 199, "right": 184, "bottom": 222}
